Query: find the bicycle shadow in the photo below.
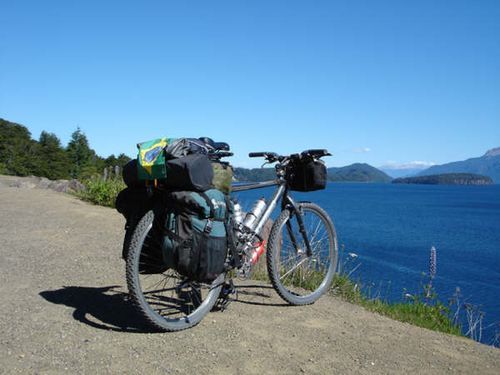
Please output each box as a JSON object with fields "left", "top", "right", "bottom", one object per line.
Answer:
{"left": 230, "top": 284, "right": 289, "bottom": 308}
{"left": 39, "top": 285, "right": 157, "bottom": 333}
{"left": 40, "top": 284, "right": 289, "bottom": 331}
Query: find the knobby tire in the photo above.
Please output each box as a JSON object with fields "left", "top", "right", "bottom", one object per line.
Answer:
{"left": 126, "top": 211, "right": 223, "bottom": 331}
{"left": 266, "top": 202, "right": 338, "bottom": 305}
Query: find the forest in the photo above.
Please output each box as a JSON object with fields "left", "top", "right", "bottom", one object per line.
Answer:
{"left": 0, "top": 118, "right": 130, "bottom": 180}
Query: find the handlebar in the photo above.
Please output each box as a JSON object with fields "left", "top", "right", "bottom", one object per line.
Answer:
{"left": 249, "top": 152, "right": 278, "bottom": 159}
{"left": 248, "top": 149, "right": 331, "bottom": 163}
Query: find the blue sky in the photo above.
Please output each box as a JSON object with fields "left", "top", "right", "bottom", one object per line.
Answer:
{"left": 1, "top": 1, "right": 499, "bottom": 168}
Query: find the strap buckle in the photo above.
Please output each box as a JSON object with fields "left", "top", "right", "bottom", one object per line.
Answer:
{"left": 204, "top": 219, "right": 213, "bottom": 234}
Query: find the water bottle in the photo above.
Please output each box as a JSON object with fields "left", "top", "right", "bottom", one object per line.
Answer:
{"left": 243, "top": 198, "right": 267, "bottom": 231}
{"left": 232, "top": 201, "right": 244, "bottom": 224}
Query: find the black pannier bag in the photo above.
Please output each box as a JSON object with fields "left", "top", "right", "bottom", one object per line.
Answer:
{"left": 165, "top": 153, "right": 214, "bottom": 191}
{"left": 115, "top": 186, "right": 154, "bottom": 219}
{"left": 122, "top": 153, "right": 214, "bottom": 191}
{"left": 115, "top": 187, "right": 156, "bottom": 260}
{"left": 287, "top": 157, "right": 327, "bottom": 192}
{"left": 122, "top": 159, "right": 140, "bottom": 187}
{"left": 165, "top": 138, "right": 210, "bottom": 159}
{"left": 161, "top": 188, "right": 231, "bottom": 282}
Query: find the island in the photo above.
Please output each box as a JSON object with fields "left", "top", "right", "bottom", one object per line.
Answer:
{"left": 392, "top": 173, "right": 494, "bottom": 185}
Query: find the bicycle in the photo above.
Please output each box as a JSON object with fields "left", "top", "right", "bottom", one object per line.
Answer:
{"left": 125, "top": 146, "right": 338, "bottom": 331}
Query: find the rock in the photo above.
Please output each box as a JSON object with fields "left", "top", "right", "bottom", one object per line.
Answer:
{"left": 0, "top": 175, "right": 86, "bottom": 193}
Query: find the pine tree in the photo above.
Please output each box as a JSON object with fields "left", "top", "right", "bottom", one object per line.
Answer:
{"left": 0, "top": 118, "right": 38, "bottom": 176}
{"left": 34, "top": 131, "right": 71, "bottom": 180}
{"left": 66, "top": 128, "right": 97, "bottom": 179}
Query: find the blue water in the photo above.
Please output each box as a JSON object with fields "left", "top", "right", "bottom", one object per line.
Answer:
{"left": 234, "top": 183, "right": 500, "bottom": 346}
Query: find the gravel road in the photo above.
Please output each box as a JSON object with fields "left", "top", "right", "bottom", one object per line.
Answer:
{"left": 0, "top": 178, "right": 498, "bottom": 374}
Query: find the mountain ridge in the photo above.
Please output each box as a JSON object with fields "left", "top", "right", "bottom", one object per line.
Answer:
{"left": 418, "top": 147, "right": 500, "bottom": 183}
{"left": 328, "top": 163, "right": 392, "bottom": 183}
{"left": 233, "top": 163, "right": 392, "bottom": 183}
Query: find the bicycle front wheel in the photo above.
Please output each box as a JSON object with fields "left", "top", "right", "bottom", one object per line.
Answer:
{"left": 267, "top": 202, "right": 338, "bottom": 305}
{"left": 126, "top": 211, "right": 223, "bottom": 331}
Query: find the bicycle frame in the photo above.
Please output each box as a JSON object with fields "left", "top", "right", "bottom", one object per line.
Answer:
{"left": 231, "top": 180, "right": 313, "bottom": 257}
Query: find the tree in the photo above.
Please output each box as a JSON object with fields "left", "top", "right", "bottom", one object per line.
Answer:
{"left": 66, "top": 128, "right": 97, "bottom": 179}
{"left": 104, "top": 153, "right": 131, "bottom": 169}
{"left": 0, "top": 118, "right": 38, "bottom": 176}
{"left": 33, "top": 131, "right": 71, "bottom": 180}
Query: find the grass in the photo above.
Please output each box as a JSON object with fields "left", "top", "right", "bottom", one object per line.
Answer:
{"left": 330, "top": 274, "right": 463, "bottom": 337}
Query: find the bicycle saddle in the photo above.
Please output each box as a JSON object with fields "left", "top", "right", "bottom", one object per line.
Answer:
{"left": 199, "top": 137, "right": 230, "bottom": 151}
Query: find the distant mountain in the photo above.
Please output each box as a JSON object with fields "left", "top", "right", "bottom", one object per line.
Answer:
{"left": 233, "top": 163, "right": 392, "bottom": 183}
{"left": 380, "top": 167, "right": 426, "bottom": 179}
{"left": 380, "top": 161, "right": 435, "bottom": 179}
{"left": 328, "top": 163, "right": 392, "bottom": 183}
{"left": 393, "top": 173, "right": 493, "bottom": 186}
{"left": 233, "top": 167, "right": 276, "bottom": 182}
{"left": 418, "top": 148, "right": 500, "bottom": 183}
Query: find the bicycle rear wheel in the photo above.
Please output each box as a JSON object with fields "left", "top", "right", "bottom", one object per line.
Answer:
{"left": 267, "top": 202, "right": 338, "bottom": 305}
{"left": 126, "top": 211, "right": 223, "bottom": 331}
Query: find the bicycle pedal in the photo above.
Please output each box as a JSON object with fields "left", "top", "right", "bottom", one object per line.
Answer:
{"left": 216, "top": 280, "right": 238, "bottom": 312}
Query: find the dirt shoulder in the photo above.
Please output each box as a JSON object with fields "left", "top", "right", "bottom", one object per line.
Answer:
{"left": 0, "top": 177, "right": 498, "bottom": 374}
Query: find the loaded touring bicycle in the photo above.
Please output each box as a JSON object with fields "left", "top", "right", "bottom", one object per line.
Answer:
{"left": 116, "top": 137, "right": 338, "bottom": 331}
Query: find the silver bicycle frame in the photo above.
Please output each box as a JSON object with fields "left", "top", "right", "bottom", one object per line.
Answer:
{"left": 252, "top": 183, "right": 286, "bottom": 236}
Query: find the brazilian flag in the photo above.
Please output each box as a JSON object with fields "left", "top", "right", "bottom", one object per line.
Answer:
{"left": 137, "top": 137, "right": 172, "bottom": 180}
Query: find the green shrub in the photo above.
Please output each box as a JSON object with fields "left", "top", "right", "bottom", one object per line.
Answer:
{"left": 0, "top": 162, "right": 7, "bottom": 174}
{"left": 77, "top": 177, "right": 125, "bottom": 208}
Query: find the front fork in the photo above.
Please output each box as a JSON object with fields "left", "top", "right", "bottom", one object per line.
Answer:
{"left": 283, "top": 194, "right": 313, "bottom": 257}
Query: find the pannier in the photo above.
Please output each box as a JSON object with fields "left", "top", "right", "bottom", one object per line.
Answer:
{"left": 165, "top": 153, "right": 214, "bottom": 192}
{"left": 122, "top": 159, "right": 141, "bottom": 188}
{"left": 161, "top": 188, "right": 232, "bottom": 282}
{"left": 115, "top": 186, "right": 155, "bottom": 260}
{"left": 127, "top": 137, "right": 232, "bottom": 194}
{"left": 133, "top": 137, "right": 214, "bottom": 191}
{"left": 118, "top": 136, "right": 235, "bottom": 280}
{"left": 287, "top": 157, "right": 327, "bottom": 192}
{"left": 165, "top": 138, "right": 210, "bottom": 159}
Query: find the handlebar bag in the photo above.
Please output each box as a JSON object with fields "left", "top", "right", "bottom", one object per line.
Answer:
{"left": 161, "top": 188, "right": 231, "bottom": 282}
{"left": 287, "top": 158, "right": 327, "bottom": 192}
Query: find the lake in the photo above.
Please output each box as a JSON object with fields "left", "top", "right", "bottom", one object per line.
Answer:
{"left": 234, "top": 182, "right": 500, "bottom": 346}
